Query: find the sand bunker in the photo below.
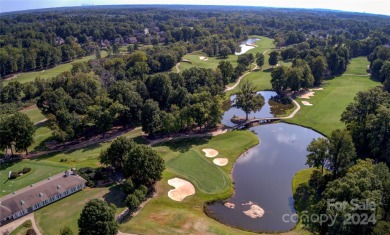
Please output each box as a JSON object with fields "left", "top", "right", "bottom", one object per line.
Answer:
{"left": 243, "top": 205, "right": 265, "bottom": 218}
{"left": 312, "top": 87, "right": 324, "bottom": 91}
{"left": 167, "top": 178, "right": 195, "bottom": 202}
{"left": 202, "top": 148, "right": 219, "bottom": 158}
{"left": 199, "top": 56, "right": 208, "bottom": 61}
{"left": 302, "top": 101, "right": 313, "bottom": 106}
{"left": 224, "top": 202, "right": 235, "bottom": 209}
{"left": 298, "top": 91, "right": 315, "bottom": 99}
{"left": 213, "top": 158, "right": 228, "bottom": 166}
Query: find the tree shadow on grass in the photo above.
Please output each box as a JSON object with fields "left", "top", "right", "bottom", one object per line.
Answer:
{"left": 155, "top": 136, "right": 211, "bottom": 153}
{"left": 102, "top": 185, "right": 126, "bottom": 209}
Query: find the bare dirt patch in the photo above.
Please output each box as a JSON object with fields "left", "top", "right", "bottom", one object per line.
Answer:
{"left": 213, "top": 158, "right": 228, "bottom": 166}
{"left": 167, "top": 178, "right": 195, "bottom": 202}
{"left": 202, "top": 148, "right": 219, "bottom": 158}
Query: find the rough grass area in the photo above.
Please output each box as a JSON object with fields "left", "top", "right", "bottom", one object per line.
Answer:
{"left": 35, "top": 186, "right": 126, "bottom": 235}
{"left": 286, "top": 57, "right": 380, "bottom": 137}
{"left": 119, "top": 130, "right": 264, "bottom": 234}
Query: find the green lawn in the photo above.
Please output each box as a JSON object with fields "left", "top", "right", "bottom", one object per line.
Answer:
{"left": 10, "top": 220, "right": 32, "bottom": 235}
{"left": 4, "top": 52, "right": 107, "bottom": 86}
{"left": 286, "top": 57, "right": 380, "bottom": 137}
{"left": 20, "top": 106, "right": 45, "bottom": 123}
{"left": 292, "top": 168, "right": 315, "bottom": 194}
{"left": 0, "top": 161, "right": 67, "bottom": 197}
{"left": 35, "top": 186, "right": 126, "bottom": 235}
{"left": 120, "top": 130, "right": 263, "bottom": 234}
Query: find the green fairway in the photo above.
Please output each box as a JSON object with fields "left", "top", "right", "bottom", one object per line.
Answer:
{"left": 178, "top": 36, "right": 274, "bottom": 72}
{"left": 286, "top": 57, "right": 380, "bottom": 137}
{"left": 0, "top": 161, "right": 67, "bottom": 197}
{"left": 3, "top": 52, "right": 107, "bottom": 86}
{"left": 167, "top": 150, "right": 229, "bottom": 194}
{"left": 20, "top": 106, "right": 45, "bottom": 123}
{"left": 35, "top": 186, "right": 126, "bottom": 235}
{"left": 29, "top": 123, "right": 52, "bottom": 152}
{"left": 344, "top": 56, "right": 370, "bottom": 75}
{"left": 120, "top": 130, "right": 261, "bottom": 234}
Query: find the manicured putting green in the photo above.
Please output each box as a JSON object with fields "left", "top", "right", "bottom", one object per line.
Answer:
{"left": 167, "top": 149, "right": 229, "bottom": 194}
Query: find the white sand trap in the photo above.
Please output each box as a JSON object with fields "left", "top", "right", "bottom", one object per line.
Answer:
{"left": 199, "top": 56, "right": 205, "bottom": 60}
{"left": 299, "top": 91, "right": 315, "bottom": 99}
{"left": 302, "top": 101, "right": 313, "bottom": 106}
{"left": 202, "top": 148, "right": 219, "bottom": 158}
{"left": 167, "top": 178, "right": 195, "bottom": 202}
{"left": 312, "top": 87, "right": 324, "bottom": 91}
{"left": 224, "top": 202, "right": 235, "bottom": 209}
{"left": 243, "top": 205, "right": 265, "bottom": 218}
{"left": 213, "top": 158, "right": 228, "bottom": 166}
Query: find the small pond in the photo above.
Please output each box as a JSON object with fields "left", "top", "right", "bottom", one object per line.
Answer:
{"left": 235, "top": 38, "right": 260, "bottom": 55}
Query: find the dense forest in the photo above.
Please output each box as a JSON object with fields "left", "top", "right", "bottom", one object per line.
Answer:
{"left": 0, "top": 5, "right": 390, "bottom": 235}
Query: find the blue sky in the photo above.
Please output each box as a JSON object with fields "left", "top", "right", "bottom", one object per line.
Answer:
{"left": 0, "top": 0, "right": 389, "bottom": 15}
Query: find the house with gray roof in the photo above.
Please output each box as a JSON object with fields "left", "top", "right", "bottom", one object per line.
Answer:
{"left": 0, "top": 170, "right": 86, "bottom": 226}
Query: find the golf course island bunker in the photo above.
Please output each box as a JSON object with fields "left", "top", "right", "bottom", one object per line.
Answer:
{"left": 202, "top": 148, "right": 219, "bottom": 158}
{"left": 213, "top": 158, "right": 228, "bottom": 166}
{"left": 242, "top": 201, "right": 265, "bottom": 219}
{"left": 167, "top": 178, "right": 195, "bottom": 201}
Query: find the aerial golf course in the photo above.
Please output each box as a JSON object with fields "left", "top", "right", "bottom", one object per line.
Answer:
{"left": 1, "top": 35, "right": 381, "bottom": 235}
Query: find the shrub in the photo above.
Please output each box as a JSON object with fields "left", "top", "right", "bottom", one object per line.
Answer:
{"left": 134, "top": 189, "right": 146, "bottom": 201}
{"left": 9, "top": 172, "right": 18, "bottom": 179}
{"left": 139, "top": 185, "right": 148, "bottom": 195}
{"left": 22, "top": 220, "right": 32, "bottom": 228}
{"left": 26, "top": 229, "right": 37, "bottom": 235}
{"left": 22, "top": 167, "right": 31, "bottom": 174}
{"left": 125, "top": 194, "right": 140, "bottom": 211}
{"left": 122, "top": 179, "right": 135, "bottom": 194}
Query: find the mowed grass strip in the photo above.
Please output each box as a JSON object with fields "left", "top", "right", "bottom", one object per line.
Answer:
{"left": 291, "top": 168, "right": 315, "bottom": 194}
{"left": 167, "top": 150, "right": 229, "bottom": 194}
{"left": 35, "top": 186, "right": 126, "bottom": 235}
{"left": 286, "top": 57, "right": 380, "bottom": 137}
{"left": 120, "top": 131, "right": 260, "bottom": 235}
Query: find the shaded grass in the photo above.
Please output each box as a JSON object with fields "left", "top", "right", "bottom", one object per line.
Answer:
{"left": 119, "top": 130, "right": 263, "bottom": 234}
{"left": 35, "top": 186, "right": 126, "bottom": 235}
{"left": 9, "top": 220, "right": 32, "bottom": 235}
{"left": 286, "top": 57, "right": 380, "bottom": 137}
{"left": 20, "top": 107, "right": 45, "bottom": 123}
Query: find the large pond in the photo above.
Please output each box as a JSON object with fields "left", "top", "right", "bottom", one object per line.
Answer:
{"left": 206, "top": 92, "right": 323, "bottom": 232}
